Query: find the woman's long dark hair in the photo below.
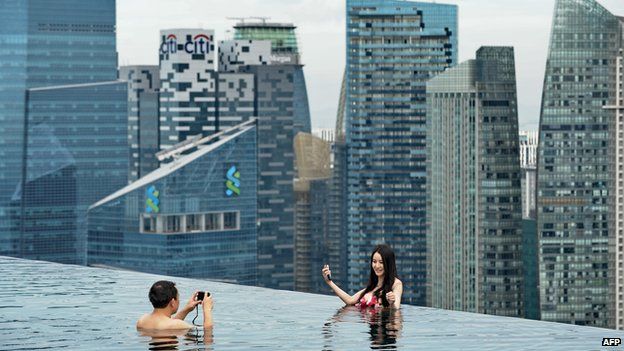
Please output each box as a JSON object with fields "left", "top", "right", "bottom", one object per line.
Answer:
{"left": 358, "top": 244, "right": 398, "bottom": 307}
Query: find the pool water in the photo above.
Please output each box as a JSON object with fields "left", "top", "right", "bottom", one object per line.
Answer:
{"left": 1, "top": 256, "right": 623, "bottom": 350}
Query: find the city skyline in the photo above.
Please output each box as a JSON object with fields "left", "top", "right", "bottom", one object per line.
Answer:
{"left": 117, "top": 0, "right": 623, "bottom": 131}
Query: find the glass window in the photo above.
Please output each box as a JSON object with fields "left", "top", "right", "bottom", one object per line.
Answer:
{"left": 143, "top": 215, "right": 156, "bottom": 233}
{"left": 164, "top": 215, "right": 181, "bottom": 233}
{"left": 186, "top": 214, "right": 202, "bottom": 232}
{"left": 205, "top": 213, "right": 222, "bottom": 231}
{"left": 224, "top": 212, "right": 239, "bottom": 230}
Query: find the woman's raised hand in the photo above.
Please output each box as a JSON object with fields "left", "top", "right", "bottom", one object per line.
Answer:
{"left": 322, "top": 264, "right": 332, "bottom": 283}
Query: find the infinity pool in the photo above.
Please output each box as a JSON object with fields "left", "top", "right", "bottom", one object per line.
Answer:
{"left": 1, "top": 256, "right": 623, "bottom": 350}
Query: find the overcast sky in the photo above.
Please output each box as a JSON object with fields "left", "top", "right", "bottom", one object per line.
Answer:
{"left": 117, "top": 0, "right": 624, "bottom": 131}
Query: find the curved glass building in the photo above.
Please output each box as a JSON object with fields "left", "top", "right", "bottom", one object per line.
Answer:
{"left": 537, "top": 0, "right": 623, "bottom": 328}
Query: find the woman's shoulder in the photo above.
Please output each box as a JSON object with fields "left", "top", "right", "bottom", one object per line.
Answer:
{"left": 392, "top": 278, "right": 403, "bottom": 288}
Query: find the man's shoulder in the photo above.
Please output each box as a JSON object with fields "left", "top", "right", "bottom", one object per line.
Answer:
{"left": 136, "top": 314, "right": 191, "bottom": 330}
{"left": 136, "top": 314, "right": 151, "bottom": 329}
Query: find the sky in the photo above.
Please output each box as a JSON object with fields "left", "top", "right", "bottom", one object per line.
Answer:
{"left": 117, "top": 0, "right": 624, "bottom": 131}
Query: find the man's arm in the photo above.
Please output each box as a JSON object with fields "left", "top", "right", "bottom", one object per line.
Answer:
{"left": 173, "top": 291, "right": 201, "bottom": 320}
{"left": 203, "top": 295, "right": 214, "bottom": 329}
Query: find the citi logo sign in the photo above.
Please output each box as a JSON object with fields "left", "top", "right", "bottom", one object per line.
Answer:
{"left": 145, "top": 185, "right": 160, "bottom": 213}
{"left": 226, "top": 166, "right": 241, "bottom": 197}
{"left": 160, "top": 33, "right": 212, "bottom": 55}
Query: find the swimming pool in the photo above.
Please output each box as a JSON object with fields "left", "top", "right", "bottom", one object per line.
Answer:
{"left": 1, "top": 256, "right": 623, "bottom": 350}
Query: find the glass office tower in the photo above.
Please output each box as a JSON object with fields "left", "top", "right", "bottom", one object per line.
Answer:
{"left": 88, "top": 121, "right": 257, "bottom": 284}
{"left": 346, "top": 0, "right": 457, "bottom": 305}
{"left": 537, "top": 0, "right": 623, "bottom": 328}
{"left": 233, "top": 21, "right": 311, "bottom": 135}
{"left": 119, "top": 66, "right": 160, "bottom": 183}
{"left": 427, "top": 47, "right": 524, "bottom": 317}
{"left": 0, "top": 0, "right": 125, "bottom": 264}
{"left": 294, "top": 133, "right": 332, "bottom": 293}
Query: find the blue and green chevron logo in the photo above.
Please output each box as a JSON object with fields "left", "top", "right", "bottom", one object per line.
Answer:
{"left": 226, "top": 166, "right": 241, "bottom": 197}
{"left": 145, "top": 185, "right": 160, "bottom": 213}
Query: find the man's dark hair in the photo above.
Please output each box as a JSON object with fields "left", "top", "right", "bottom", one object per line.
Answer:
{"left": 148, "top": 280, "right": 178, "bottom": 308}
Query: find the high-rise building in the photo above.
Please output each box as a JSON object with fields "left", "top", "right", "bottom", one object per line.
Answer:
{"left": 294, "top": 133, "right": 332, "bottom": 293}
{"left": 427, "top": 47, "right": 524, "bottom": 317}
{"left": 224, "top": 26, "right": 311, "bottom": 290}
{"left": 537, "top": 0, "right": 623, "bottom": 328}
{"left": 233, "top": 20, "right": 311, "bottom": 135}
{"left": 609, "top": 50, "right": 624, "bottom": 330}
{"left": 158, "top": 30, "right": 259, "bottom": 151}
{"left": 158, "top": 29, "right": 218, "bottom": 149}
{"left": 521, "top": 167, "right": 537, "bottom": 219}
{"left": 0, "top": 0, "right": 127, "bottom": 264}
{"left": 522, "top": 218, "right": 539, "bottom": 320}
{"left": 119, "top": 66, "right": 160, "bottom": 183}
{"left": 240, "top": 64, "right": 297, "bottom": 290}
{"left": 88, "top": 120, "right": 258, "bottom": 284}
{"left": 346, "top": 0, "right": 457, "bottom": 305}
{"left": 519, "top": 131, "right": 538, "bottom": 168}
{"left": 326, "top": 72, "right": 349, "bottom": 290}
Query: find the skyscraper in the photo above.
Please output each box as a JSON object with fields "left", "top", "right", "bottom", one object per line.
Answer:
{"left": 519, "top": 131, "right": 538, "bottom": 168}
{"left": 0, "top": 0, "right": 127, "bottom": 264}
{"left": 294, "top": 133, "right": 332, "bottom": 293}
{"left": 537, "top": 0, "right": 623, "bottom": 328}
{"left": 119, "top": 66, "right": 160, "bottom": 183}
{"left": 427, "top": 47, "right": 524, "bottom": 317}
{"left": 88, "top": 120, "right": 258, "bottom": 284}
{"left": 233, "top": 20, "right": 311, "bottom": 135}
{"left": 240, "top": 64, "right": 297, "bottom": 289}
{"left": 158, "top": 29, "right": 217, "bottom": 150}
{"left": 609, "top": 48, "right": 624, "bottom": 330}
{"left": 345, "top": 0, "right": 457, "bottom": 305}
{"left": 226, "top": 25, "right": 311, "bottom": 290}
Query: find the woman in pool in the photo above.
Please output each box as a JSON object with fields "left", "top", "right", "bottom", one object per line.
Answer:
{"left": 322, "top": 244, "right": 402, "bottom": 308}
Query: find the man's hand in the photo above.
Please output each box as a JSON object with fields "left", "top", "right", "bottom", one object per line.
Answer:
{"left": 183, "top": 291, "right": 202, "bottom": 312}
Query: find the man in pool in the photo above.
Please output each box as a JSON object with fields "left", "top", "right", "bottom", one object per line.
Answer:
{"left": 136, "top": 280, "right": 213, "bottom": 330}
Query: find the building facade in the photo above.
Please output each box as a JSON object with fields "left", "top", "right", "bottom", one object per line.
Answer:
{"left": 346, "top": 0, "right": 457, "bottom": 305}
{"left": 519, "top": 131, "right": 538, "bottom": 168}
{"left": 521, "top": 167, "right": 537, "bottom": 219}
{"left": 537, "top": 0, "right": 623, "bottom": 328}
{"left": 240, "top": 64, "right": 297, "bottom": 290}
{"left": 0, "top": 0, "right": 127, "bottom": 264}
{"left": 233, "top": 20, "right": 311, "bottom": 135}
{"left": 88, "top": 121, "right": 258, "bottom": 284}
{"left": 427, "top": 47, "right": 524, "bottom": 316}
{"left": 119, "top": 66, "right": 160, "bottom": 183}
{"left": 606, "top": 50, "right": 624, "bottom": 328}
{"left": 158, "top": 29, "right": 217, "bottom": 149}
{"left": 294, "top": 133, "right": 332, "bottom": 293}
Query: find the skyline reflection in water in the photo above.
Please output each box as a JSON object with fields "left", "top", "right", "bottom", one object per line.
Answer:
{"left": 323, "top": 306, "right": 403, "bottom": 350}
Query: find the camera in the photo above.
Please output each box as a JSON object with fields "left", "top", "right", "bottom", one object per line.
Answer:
{"left": 196, "top": 291, "right": 210, "bottom": 301}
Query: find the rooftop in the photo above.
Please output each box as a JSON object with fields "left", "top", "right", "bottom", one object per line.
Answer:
{"left": 1, "top": 256, "right": 623, "bottom": 350}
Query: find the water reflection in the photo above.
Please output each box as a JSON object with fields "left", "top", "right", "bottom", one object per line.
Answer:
{"left": 323, "top": 306, "right": 403, "bottom": 350}
{"left": 139, "top": 327, "right": 213, "bottom": 350}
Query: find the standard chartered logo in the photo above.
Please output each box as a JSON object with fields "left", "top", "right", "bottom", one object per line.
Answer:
{"left": 226, "top": 166, "right": 241, "bottom": 197}
{"left": 146, "top": 185, "right": 160, "bottom": 213}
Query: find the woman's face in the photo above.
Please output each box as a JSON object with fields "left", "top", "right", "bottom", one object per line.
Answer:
{"left": 372, "top": 252, "right": 384, "bottom": 278}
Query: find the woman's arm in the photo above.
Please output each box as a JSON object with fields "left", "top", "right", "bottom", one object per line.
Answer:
{"left": 386, "top": 279, "right": 403, "bottom": 308}
{"left": 322, "top": 265, "right": 363, "bottom": 305}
